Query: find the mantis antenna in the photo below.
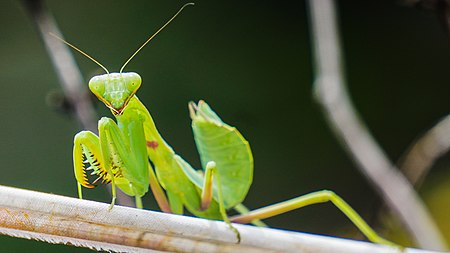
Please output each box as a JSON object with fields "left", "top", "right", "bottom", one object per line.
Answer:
{"left": 49, "top": 3, "right": 193, "bottom": 74}
{"left": 49, "top": 32, "right": 110, "bottom": 74}
{"left": 119, "top": 2, "right": 195, "bottom": 73}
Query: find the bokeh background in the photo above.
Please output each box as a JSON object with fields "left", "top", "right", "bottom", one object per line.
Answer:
{"left": 0, "top": 0, "right": 449, "bottom": 252}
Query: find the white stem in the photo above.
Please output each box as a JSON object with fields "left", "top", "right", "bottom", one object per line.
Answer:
{"left": 0, "top": 185, "right": 442, "bottom": 253}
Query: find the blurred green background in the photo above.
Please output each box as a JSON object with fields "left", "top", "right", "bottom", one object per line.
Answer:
{"left": 0, "top": 0, "right": 449, "bottom": 252}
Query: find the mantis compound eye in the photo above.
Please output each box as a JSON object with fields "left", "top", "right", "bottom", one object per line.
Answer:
{"left": 88, "top": 75, "right": 106, "bottom": 96}
{"left": 125, "top": 72, "right": 142, "bottom": 92}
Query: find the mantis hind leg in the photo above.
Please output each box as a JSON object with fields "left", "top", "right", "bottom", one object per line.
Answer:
{"left": 230, "top": 190, "right": 399, "bottom": 247}
{"left": 233, "top": 204, "right": 267, "bottom": 227}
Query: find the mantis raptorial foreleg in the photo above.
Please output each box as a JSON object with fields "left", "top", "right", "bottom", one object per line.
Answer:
{"left": 74, "top": 117, "right": 150, "bottom": 209}
{"left": 73, "top": 130, "right": 118, "bottom": 208}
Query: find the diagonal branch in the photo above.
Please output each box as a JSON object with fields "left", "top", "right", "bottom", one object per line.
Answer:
{"left": 22, "top": 0, "right": 97, "bottom": 131}
{"left": 307, "top": 0, "right": 447, "bottom": 250}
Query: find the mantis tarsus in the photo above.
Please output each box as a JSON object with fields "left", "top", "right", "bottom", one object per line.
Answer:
{"left": 55, "top": 3, "right": 399, "bottom": 247}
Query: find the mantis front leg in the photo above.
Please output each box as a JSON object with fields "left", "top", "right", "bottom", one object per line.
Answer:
{"left": 73, "top": 117, "right": 151, "bottom": 209}
{"left": 73, "top": 130, "right": 118, "bottom": 208}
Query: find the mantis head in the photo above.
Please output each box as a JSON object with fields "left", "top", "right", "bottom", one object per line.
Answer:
{"left": 89, "top": 72, "right": 141, "bottom": 114}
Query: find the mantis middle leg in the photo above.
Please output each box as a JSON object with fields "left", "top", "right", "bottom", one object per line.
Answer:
{"left": 200, "top": 161, "right": 241, "bottom": 242}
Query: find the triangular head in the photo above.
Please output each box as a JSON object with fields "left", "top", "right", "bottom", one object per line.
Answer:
{"left": 89, "top": 72, "right": 141, "bottom": 115}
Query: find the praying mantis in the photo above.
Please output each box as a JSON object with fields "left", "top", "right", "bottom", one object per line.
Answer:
{"left": 55, "top": 3, "right": 399, "bottom": 247}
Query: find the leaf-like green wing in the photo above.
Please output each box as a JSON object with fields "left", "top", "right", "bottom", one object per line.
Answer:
{"left": 190, "top": 101, "right": 253, "bottom": 209}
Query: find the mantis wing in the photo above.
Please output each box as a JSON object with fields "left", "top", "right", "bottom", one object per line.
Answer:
{"left": 189, "top": 101, "right": 253, "bottom": 209}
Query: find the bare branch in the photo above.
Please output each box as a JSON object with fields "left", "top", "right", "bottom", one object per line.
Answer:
{"left": 22, "top": 0, "right": 97, "bottom": 131}
{"left": 399, "top": 114, "right": 450, "bottom": 186}
{"left": 307, "top": 0, "right": 447, "bottom": 250}
{"left": 0, "top": 185, "right": 441, "bottom": 253}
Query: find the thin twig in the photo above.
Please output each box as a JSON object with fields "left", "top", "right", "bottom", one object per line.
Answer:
{"left": 21, "top": 0, "right": 134, "bottom": 207}
{"left": 307, "top": 0, "right": 447, "bottom": 250}
{"left": 399, "top": 114, "right": 450, "bottom": 187}
{"left": 0, "top": 185, "right": 441, "bottom": 253}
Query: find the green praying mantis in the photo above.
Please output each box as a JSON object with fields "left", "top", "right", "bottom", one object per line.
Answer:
{"left": 53, "top": 3, "right": 399, "bottom": 247}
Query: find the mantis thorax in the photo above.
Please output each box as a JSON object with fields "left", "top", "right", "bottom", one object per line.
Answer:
{"left": 89, "top": 72, "right": 141, "bottom": 114}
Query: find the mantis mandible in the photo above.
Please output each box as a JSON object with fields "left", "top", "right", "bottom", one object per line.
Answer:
{"left": 53, "top": 3, "right": 399, "bottom": 247}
